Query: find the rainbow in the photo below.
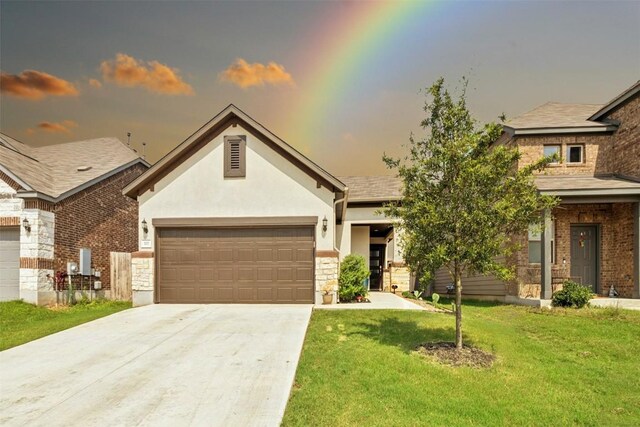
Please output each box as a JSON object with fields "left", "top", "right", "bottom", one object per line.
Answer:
{"left": 285, "top": 0, "right": 440, "bottom": 152}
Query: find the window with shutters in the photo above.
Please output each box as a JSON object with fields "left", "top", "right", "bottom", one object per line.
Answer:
{"left": 224, "top": 135, "right": 246, "bottom": 177}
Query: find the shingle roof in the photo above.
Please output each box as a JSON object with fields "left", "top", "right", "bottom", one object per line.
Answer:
{"left": 506, "top": 102, "right": 607, "bottom": 130}
{"left": 339, "top": 176, "right": 403, "bottom": 202}
{"left": 535, "top": 175, "right": 640, "bottom": 195}
{"left": 0, "top": 133, "right": 146, "bottom": 200}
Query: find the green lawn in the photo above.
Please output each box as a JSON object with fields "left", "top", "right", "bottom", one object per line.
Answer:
{"left": 283, "top": 302, "right": 640, "bottom": 426}
{"left": 0, "top": 300, "right": 131, "bottom": 351}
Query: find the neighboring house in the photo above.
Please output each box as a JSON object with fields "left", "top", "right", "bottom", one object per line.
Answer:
{"left": 123, "top": 105, "right": 410, "bottom": 305}
{"left": 0, "top": 133, "right": 148, "bottom": 304}
{"left": 434, "top": 81, "right": 640, "bottom": 301}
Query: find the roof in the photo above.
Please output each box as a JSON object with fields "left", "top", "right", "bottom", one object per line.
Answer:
{"left": 535, "top": 175, "right": 640, "bottom": 197}
{"left": 0, "top": 133, "right": 148, "bottom": 201}
{"left": 338, "top": 175, "right": 403, "bottom": 202}
{"left": 589, "top": 80, "right": 640, "bottom": 121}
{"left": 124, "top": 104, "right": 346, "bottom": 198}
{"left": 504, "top": 102, "right": 617, "bottom": 135}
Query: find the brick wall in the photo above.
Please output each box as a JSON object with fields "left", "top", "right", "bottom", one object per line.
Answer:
{"left": 53, "top": 163, "right": 146, "bottom": 289}
{"left": 516, "top": 133, "right": 613, "bottom": 176}
{"left": 509, "top": 203, "right": 635, "bottom": 298}
{"left": 606, "top": 95, "right": 639, "bottom": 179}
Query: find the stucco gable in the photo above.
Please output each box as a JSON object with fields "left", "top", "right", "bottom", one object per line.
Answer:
{"left": 124, "top": 105, "right": 346, "bottom": 198}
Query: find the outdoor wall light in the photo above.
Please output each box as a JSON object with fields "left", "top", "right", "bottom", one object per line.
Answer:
{"left": 322, "top": 216, "right": 328, "bottom": 233}
{"left": 22, "top": 218, "right": 31, "bottom": 232}
{"left": 141, "top": 219, "right": 148, "bottom": 234}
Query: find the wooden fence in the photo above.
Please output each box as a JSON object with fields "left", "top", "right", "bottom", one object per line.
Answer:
{"left": 110, "top": 252, "right": 132, "bottom": 301}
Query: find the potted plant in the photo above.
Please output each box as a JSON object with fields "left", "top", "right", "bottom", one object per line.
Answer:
{"left": 321, "top": 280, "right": 337, "bottom": 305}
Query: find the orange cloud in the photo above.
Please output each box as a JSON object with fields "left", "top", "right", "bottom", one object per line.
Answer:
{"left": 100, "top": 53, "right": 193, "bottom": 95}
{"left": 29, "top": 120, "right": 78, "bottom": 134}
{"left": 88, "top": 78, "right": 102, "bottom": 88}
{"left": 219, "top": 58, "right": 294, "bottom": 89}
{"left": 0, "top": 70, "right": 79, "bottom": 100}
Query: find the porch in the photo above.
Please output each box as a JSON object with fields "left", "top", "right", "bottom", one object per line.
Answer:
{"left": 520, "top": 176, "right": 640, "bottom": 300}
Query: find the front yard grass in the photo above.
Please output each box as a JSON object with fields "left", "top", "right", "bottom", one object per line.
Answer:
{"left": 283, "top": 301, "right": 640, "bottom": 426}
{"left": 0, "top": 299, "right": 131, "bottom": 351}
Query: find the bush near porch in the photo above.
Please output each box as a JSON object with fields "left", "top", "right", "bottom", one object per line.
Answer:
{"left": 283, "top": 301, "right": 640, "bottom": 426}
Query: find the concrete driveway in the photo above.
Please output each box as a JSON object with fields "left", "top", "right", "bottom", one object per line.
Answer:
{"left": 0, "top": 304, "right": 311, "bottom": 427}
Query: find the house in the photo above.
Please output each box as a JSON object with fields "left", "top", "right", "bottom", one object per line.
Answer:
{"left": 434, "top": 81, "right": 640, "bottom": 302}
{"left": 0, "top": 133, "right": 148, "bottom": 304}
{"left": 123, "top": 105, "right": 410, "bottom": 305}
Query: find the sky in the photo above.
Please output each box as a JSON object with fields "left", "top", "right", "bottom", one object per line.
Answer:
{"left": 1, "top": 0, "right": 639, "bottom": 176}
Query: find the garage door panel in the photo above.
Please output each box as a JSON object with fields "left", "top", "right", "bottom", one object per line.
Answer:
{"left": 157, "top": 226, "right": 314, "bottom": 303}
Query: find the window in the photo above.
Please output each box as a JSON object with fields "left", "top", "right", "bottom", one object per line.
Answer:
{"left": 543, "top": 144, "right": 561, "bottom": 163}
{"left": 224, "top": 135, "right": 246, "bottom": 177}
{"left": 528, "top": 222, "right": 555, "bottom": 264}
{"left": 567, "top": 144, "right": 584, "bottom": 164}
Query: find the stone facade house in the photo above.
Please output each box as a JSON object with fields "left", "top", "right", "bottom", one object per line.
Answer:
{"left": 434, "top": 81, "right": 640, "bottom": 303}
{"left": 123, "top": 105, "right": 410, "bottom": 306}
{"left": 0, "top": 133, "right": 148, "bottom": 304}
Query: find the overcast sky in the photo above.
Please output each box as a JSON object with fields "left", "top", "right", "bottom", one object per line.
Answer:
{"left": 1, "top": 0, "right": 638, "bottom": 175}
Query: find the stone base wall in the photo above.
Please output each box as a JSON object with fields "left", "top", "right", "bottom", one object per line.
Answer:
{"left": 132, "top": 252, "right": 154, "bottom": 306}
{"left": 315, "top": 254, "right": 338, "bottom": 305}
{"left": 388, "top": 264, "right": 411, "bottom": 293}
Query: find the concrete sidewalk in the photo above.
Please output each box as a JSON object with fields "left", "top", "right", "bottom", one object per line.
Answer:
{"left": 317, "top": 291, "right": 427, "bottom": 310}
{"left": 0, "top": 304, "right": 311, "bottom": 427}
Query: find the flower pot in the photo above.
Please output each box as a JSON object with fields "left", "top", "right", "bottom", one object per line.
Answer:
{"left": 322, "top": 293, "right": 333, "bottom": 305}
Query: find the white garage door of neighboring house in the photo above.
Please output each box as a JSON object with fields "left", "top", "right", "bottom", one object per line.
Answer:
{"left": 0, "top": 227, "right": 20, "bottom": 301}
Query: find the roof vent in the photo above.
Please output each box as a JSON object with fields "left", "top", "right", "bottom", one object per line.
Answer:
{"left": 77, "top": 166, "right": 92, "bottom": 172}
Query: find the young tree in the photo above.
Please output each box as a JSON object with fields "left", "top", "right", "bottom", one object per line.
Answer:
{"left": 383, "top": 77, "right": 557, "bottom": 349}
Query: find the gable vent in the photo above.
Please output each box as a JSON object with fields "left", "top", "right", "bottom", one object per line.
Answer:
{"left": 230, "top": 142, "right": 241, "bottom": 170}
{"left": 224, "top": 135, "right": 246, "bottom": 178}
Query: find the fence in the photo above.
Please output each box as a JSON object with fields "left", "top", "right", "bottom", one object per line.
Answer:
{"left": 110, "top": 252, "right": 132, "bottom": 301}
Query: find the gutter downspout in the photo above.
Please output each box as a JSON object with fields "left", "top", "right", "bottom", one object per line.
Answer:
{"left": 333, "top": 187, "right": 349, "bottom": 252}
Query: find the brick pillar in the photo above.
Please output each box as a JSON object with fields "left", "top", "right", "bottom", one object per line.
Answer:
{"left": 132, "top": 251, "right": 154, "bottom": 306}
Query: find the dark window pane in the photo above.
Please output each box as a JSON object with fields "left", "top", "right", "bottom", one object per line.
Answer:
{"left": 568, "top": 146, "right": 582, "bottom": 163}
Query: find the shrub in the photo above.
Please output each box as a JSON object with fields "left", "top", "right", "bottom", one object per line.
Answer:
{"left": 431, "top": 293, "right": 440, "bottom": 306}
{"left": 338, "top": 254, "right": 370, "bottom": 302}
{"left": 552, "top": 280, "right": 594, "bottom": 308}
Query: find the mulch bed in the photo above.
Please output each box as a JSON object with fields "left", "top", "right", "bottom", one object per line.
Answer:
{"left": 416, "top": 342, "right": 495, "bottom": 368}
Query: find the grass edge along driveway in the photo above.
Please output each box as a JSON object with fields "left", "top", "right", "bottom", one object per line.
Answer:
{"left": 283, "top": 302, "right": 640, "bottom": 426}
{"left": 0, "top": 300, "right": 131, "bottom": 351}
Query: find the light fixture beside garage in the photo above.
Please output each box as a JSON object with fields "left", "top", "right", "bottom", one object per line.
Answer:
{"left": 22, "top": 218, "right": 31, "bottom": 233}
{"left": 141, "top": 219, "right": 148, "bottom": 235}
{"left": 322, "top": 216, "right": 328, "bottom": 233}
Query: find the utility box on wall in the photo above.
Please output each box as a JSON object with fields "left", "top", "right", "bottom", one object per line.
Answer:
{"left": 79, "top": 248, "right": 92, "bottom": 275}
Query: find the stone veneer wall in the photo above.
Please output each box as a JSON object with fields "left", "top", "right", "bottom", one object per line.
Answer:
{"left": 315, "top": 252, "right": 339, "bottom": 304}
{"left": 19, "top": 207, "right": 55, "bottom": 304}
{"left": 131, "top": 252, "right": 154, "bottom": 306}
{"left": 389, "top": 264, "right": 411, "bottom": 293}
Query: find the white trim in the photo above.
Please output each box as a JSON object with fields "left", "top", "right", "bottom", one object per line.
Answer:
{"left": 506, "top": 125, "right": 617, "bottom": 135}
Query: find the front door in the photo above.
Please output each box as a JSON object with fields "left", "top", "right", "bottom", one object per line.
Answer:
{"left": 369, "top": 245, "right": 385, "bottom": 291}
{"left": 570, "top": 225, "right": 598, "bottom": 292}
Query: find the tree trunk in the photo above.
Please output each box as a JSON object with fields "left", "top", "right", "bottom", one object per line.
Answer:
{"left": 455, "top": 270, "right": 463, "bottom": 350}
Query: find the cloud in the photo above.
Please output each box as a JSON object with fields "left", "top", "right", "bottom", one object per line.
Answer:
{"left": 28, "top": 120, "right": 78, "bottom": 135}
{"left": 219, "top": 58, "right": 294, "bottom": 89}
{"left": 88, "top": 78, "right": 102, "bottom": 88}
{"left": 0, "top": 70, "right": 79, "bottom": 100}
{"left": 100, "top": 53, "right": 194, "bottom": 95}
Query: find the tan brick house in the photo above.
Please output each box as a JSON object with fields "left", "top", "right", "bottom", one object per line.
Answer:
{"left": 0, "top": 133, "right": 148, "bottom": 304}
{"left": 434, "top": 81, "right": 640, "bottom": 303}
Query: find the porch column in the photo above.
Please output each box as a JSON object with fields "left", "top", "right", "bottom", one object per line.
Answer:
{"left": 540, "top": 208, "right": 553, "bottom": 299}
{"left": 634, "top": 202, "right": 639, "bottom": 299}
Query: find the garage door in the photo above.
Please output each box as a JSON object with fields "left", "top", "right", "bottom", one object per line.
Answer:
{"left": 0, "top": 227, "right": 20, "bottom": 301}
{"left": 156, "top": 227, "right": 314, "bottom": 303}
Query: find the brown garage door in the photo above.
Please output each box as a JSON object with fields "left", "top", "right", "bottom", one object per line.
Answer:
{"left": 156, "top": 227, "right": 314, "bottom": 303}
